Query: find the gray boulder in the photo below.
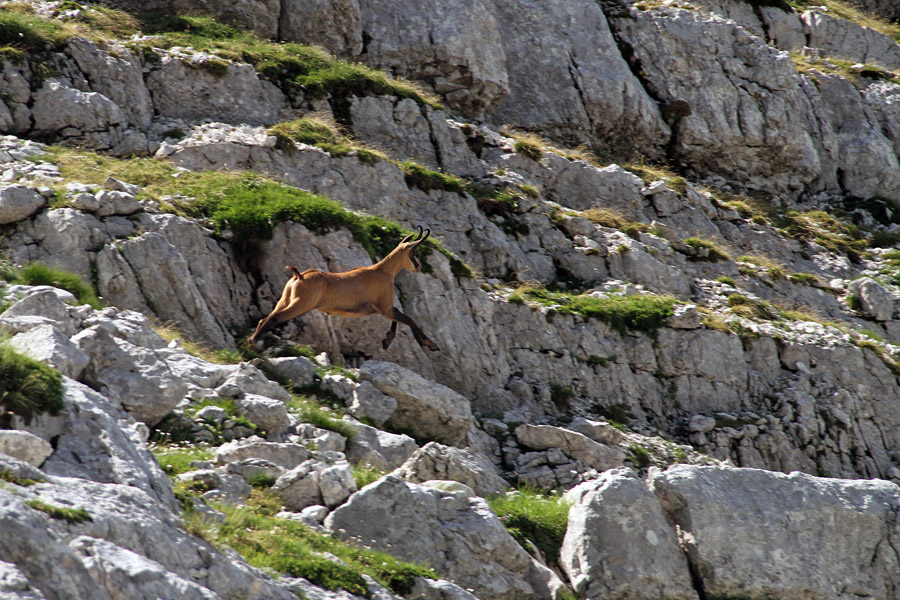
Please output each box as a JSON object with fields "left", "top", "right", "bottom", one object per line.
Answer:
{"left": 72, "top": 324, "right": 187, "bottom": 426}
{"left": 31, "top": 79, "right": 125, "bottom": 150}
{"left": 651, "top": 465, "right": 900, "bottom": 600}
{"left": 215, "top": 436, "right": 311, "bottom": 470}
{"left": 325, "top": 475, "right": 552, "bottom": 600}
{"left": 348, "top": 380, "right": 397, "bottom": 427}
{"left": 266, "top": 356, "right": 317, "bottom": 388}
{"left": 395, "top": 441, "right": 508, "bottom": 497}
{"left": 848, "top": 277, "right": 894, "bottom": 321}
{"left": 359, "top": 361, "right": 473, "bottom": 446}
{"left": 0, "top": 184, "right": 45, "bottom": 224}
{"left": 272, "top": 459, "right": 356, "bottom": 510}
{"left": 515, "top": 424, "right": 625, "bottom": 472}
{"left": 345, "top": 421, "right": 419, "bottom": 470}
{"left": 0, "top": 430, "right": 53, "bottom": 468}
{"left": 234, "top": 394, "right": 290, "bottom": 436}
{"left": 561, "top": 468, "right": 698, "bottom": 600}
{"left": 9, "top": 324, "right": 90, "bottom": 379}
{"left": 146, "top": 54, "right": 285, "bottom": 126}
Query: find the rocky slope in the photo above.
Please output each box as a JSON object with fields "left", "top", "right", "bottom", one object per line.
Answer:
{"left": 3, "top": 0, "right": 900, "bottom": 598}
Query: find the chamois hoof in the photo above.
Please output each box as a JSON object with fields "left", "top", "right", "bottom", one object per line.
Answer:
{"left": 381, "top": 337, "right": 393, "bottom": 350}
{"left": 423, "top": 339, "right": 440, "bottom": 352}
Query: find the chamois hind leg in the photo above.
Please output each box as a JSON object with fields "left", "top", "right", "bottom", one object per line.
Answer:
{"left": 382, "top": 321, "right": 398, "bottom": 350}
{"left": 386, "top": 307, "right": 440, "bottom": 351}
{"left": 250, "top": 297, "right": 317, "bottom": 343}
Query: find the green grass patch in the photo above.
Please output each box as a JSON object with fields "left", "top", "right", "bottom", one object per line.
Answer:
{"left": 26, "top": 499, "right": 92, "bottom": 524}
{"left": 132, "top": 14, "right": 440, "bottom": 110}
{"left": 0, "top": 261, "right": 104, "bottom": 309}
{"left": 268, "top": 117, "right": 386, "bottom": 164}
{"left": 516, "top": 286, "right": 677, "bottom": 335}
{"left": 716, "top": 276, "right": 737, "bottom": 286}
{"left": 683, "top": 237, "right": 731, "bottom": 262}
{"left": 726, "top": 294, "right": 777, "bottom": 320}
{"left": 488, "top": 489, "right": 571, "bottom": 566}
{"left": 628, "top": 444, "right": 652, "bottom": 468}
{"left": 0, "top": 4, "right": 72, "bottom": 53}
{"left": 0, "top": 343, "right": 64, "bottom": 428}
{"left": 351, "top": 464, "right": 387, "bottom": 489}
{"left": 152, "top": 445, "right": 216, "bottom": 477}
{"left": 788, "top": 272, "right": 820, "bottom": 285}
{"left": 197, "top": 491, "right": 436, "bottom": 597}
{"left": 783, "top": 210, "right": 868, "bottom": 259}
{"left": 0, "top": 469, "right": 42, "bottom": 486}
{"left": 736, "top": 254, "right": 785, "bottom": 280}
{"left": 288, "top": 396, "right": 356, "bottom": 440}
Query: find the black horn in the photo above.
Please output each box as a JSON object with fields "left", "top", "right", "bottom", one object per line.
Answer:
{"left": 412, "top": 228, "right": 430, "bottom": 247}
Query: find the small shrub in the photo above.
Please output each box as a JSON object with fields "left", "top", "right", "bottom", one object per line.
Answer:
{"left": 726, "top": 294, "right": 777, "bottom": 320}
{"left": 488, "top": 489, "right": 571, "bottom": 566}
{"left": 289, "top": 397, "right": 356, "bottom": 440}
{"left": 549, "top": 383, "right": 573, "bottom": 410}
{"left": 683, "top": 237, "right": 731, "bottom": 262}
{"left": 26, "top": 500, "right": 92, "bottom": 524}
{"left": 0, "top": 261, "right": 104, "bottom": 309}
{"left": 351, "top": 464, "right": 386, "bottom": 489}
{"left": 201, "top": 495, "right": 437, "bottom": 596}
{"left": 788, "top": 272, "right": 819, "bottom": 286}
{"left": 736, "top": 254, "right": 785, "bottom": 280}
{"left": 513, "top": 139, "right": 543, "bottom": 161}
{"left": 628, "top": 444, "right": 652, "bottom": 468}
{"left": 0, "top": 343, "right": 64, "bottom": 428}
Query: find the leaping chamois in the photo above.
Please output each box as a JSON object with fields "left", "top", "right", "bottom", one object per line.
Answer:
{"left": 249, "top": 227, "right": 440, "bottom": 351}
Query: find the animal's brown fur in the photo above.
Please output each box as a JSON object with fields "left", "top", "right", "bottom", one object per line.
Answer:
{"left": 249, "top": 227, "right": 440, "bottom": 351}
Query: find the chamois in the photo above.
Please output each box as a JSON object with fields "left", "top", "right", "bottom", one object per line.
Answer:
{"left": 248, "top": 227, "right": 440, "bottom": 351}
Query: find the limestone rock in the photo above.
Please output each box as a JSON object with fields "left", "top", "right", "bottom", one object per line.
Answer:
{"left": 177, "top": 469, "right": 252, "bottom": 503}
{"left": 279, "top": 0, "right": 362, "bottom": 55}
{"left": 356, "top": 0, "right": 508, "bottom": 116}
{"left": 31, "top": 79, "right": 125, "bottom": 150}
{"left": 611, "top": 8, "right": 819, "bottom": 193}
{"left": 0, "top": 430, "right": 53, "bottom": 467}
{"left": 266, "top": 356, "right": 317, "bottom": 388}
{"left": 395, "top": 441, "right": 508, "bottom": 497}
{"left": 215, "top": 436, "right": 311, "bottom": 470}
{"left": 234, "top": 394, "right": 289, "bottom": 436}
{"left": 1, "top": 288, "right": 77, "bottom": 335}
{"left": 359, "top": 361, "right": 473, "bottom": 446}
{"left": 0, "top": 184, "right": 45, "bottom": 224}
{"left": 848, "top": 277, "right": 894, "bottom": 321}
{"left": 146, "top": 54, "right": 285, "bottom": 126}
{"left": 345, "top": 421, "right": 419, "bottom": 470}
{"left": 348, "top": 380, "right": 397, "bottom": 427}
{"left": 325, "top": 475, "right": 549, "bottom": 600}
{"left": 65, "top": 37, "right": 153, "bottom": 130}
{"left": 802, "top": 10, "right": 900, "bottom": 71}
{"left": 561, "top": 468, "right": 698, "bottom": 600}
{"left": 272, "top": 458, "right": 356, "bottom": 510}
{"left": 650, "top": 465, "right": 900, "bottom": 600}
{"left": 9, "top": 324, "right": 90, "bottom": 379}
{"left": 72, "top": 324, "right": 187, "bottom": 426}
{"left": 515, "top": 424, "right": 625, "bottom": 472}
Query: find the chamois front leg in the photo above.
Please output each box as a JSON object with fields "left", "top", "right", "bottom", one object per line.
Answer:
{"left": 387, "top": 307, "right": 440, "bottom": 352}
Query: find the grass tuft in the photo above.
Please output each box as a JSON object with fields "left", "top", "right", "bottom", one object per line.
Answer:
{"left": 193, "top": 490, "right": 437, "bottom": 597}
{"left": 0, "top": 261, "right": 104, "bottom": 309}
{"left": 0, "top": 343, "right": 64, "bottom": 428}
{"left": 514, "top": 286, "right": 677, "bottom": 335}
{"left": 488, "top": 488, "right": 571, "bottom": 566}
{"left": 26, "top": 499, "right": 92, "bottom": 524}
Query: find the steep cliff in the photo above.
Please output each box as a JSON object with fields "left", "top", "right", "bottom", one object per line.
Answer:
{"left": 2, "top": 0, "right": 900, "bottom": 598}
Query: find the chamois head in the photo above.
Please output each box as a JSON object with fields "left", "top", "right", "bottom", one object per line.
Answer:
{"left": 394, "top": 226, "right": 430, "bottom": 273}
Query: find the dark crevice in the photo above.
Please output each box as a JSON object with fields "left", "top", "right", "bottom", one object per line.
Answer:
{"left": 598, "top": 12, "right": 679, "bottom": 162}
{"left": 423, "top": 104, "right": 445, "bottom": 172}
{"left": 566, "top": 51, "right": 596, "bottom": 138}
